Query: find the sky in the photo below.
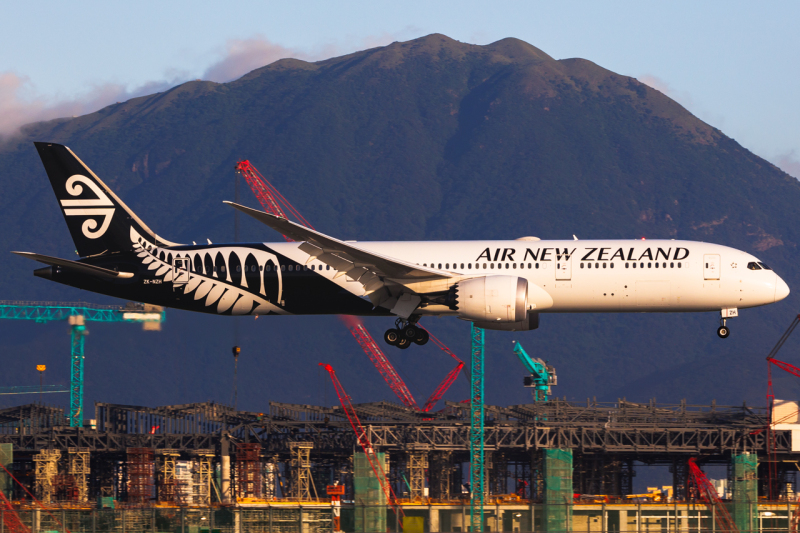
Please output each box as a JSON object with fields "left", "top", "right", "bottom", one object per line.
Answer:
{"left": 1, "top": 1, "right": 798, "bottom": 177}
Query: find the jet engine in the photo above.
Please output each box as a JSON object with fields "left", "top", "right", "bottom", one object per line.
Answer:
{"left": 446, "top": 275, "right": 554, "bottom": 331}
{"left": 453, "top": 275, "right": 529, "bottom": 323}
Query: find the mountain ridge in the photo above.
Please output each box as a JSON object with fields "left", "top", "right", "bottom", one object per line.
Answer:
{"left": 0, "top": 33, "right": 797, "bottom": 411}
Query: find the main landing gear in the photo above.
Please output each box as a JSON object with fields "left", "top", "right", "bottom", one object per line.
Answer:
{"left": 717, "top": 321, "right": 730, "bottom": 339}
{"left": 384, "top": 319, "right": 429, "bottom": 349}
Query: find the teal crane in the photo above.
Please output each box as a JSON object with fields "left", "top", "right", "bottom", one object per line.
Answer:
{"left": 512, "top": 341, "right": 557, "bottom": 401}
{"left": 0, "top": 301, "right": 164, "bottom": 426}
{"left": 469, "top": 323, "right": 485, "bottom": 532}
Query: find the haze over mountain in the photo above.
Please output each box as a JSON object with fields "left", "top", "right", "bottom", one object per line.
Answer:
{"left": 1, "top": 34, "right": 798, "bottom": 413}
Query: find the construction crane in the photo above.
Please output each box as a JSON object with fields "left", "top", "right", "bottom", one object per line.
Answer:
{"left": 235, "top": 160, "right": 466, "bottom": 411}
{"left": 512, "top": 341, "right": 557, "bottom": 401}
{"left": 319, "top": 363, "right": 404, "bottom": 525}
{"left": 765, "top": 314, "right": 800, "bottom": 501}
{"left": 470, "top": 324, "right": 485, "bottom": 532}
{"left": 687, "top": 458, "right": 739, "bottom": 533}
{"left": 0, "top": 301, "right": 164, "bottom": 426}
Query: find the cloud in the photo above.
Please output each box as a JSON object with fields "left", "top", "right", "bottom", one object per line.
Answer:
{"left": 774, "top": 150, "right": 800, "bottom": 179}
{"left": 202, "top": 38, "right": 306, "bottom": 83}
{"left": 0, "top": 30, "right": 420, "bottom": 139}
{"left": 639, "top": 74, "right": 695, "bottom": 110}
{"left": 0, "top": 71, "right": 186, "bottom": 139}
{"left": 202, "top": 31, "right": 418, "bottom": 83}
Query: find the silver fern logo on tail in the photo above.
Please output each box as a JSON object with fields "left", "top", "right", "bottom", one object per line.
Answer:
{"left": 59, "top": 175, "right": 115, "bottom": 239}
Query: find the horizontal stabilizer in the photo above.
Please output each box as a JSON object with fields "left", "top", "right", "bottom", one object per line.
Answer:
{"left": 12, "top": 252, "right": 134, "bottom": 280}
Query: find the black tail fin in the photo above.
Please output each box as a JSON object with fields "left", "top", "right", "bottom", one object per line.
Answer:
{"left": 34, "top": 142, "right": 177, "bottom": 257}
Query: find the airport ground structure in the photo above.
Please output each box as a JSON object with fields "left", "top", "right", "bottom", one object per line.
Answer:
{"left": 0, "top": 398, "right": 797, "bottom": 532}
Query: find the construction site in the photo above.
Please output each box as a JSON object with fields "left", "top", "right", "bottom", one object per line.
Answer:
{"left": 1, "top": 162, "right": 800, "bottom": 533}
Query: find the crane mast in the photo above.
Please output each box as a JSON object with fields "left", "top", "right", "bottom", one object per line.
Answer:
{"left": 236, "top": 159, "right": 466, "bottom": 411}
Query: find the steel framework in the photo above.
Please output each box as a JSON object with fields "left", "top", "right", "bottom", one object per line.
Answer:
{"left": 470, "top": 324, "right": 485, "bottom": 532}
{"left": 0, "top": 301, "right": 163, "bottom": 427}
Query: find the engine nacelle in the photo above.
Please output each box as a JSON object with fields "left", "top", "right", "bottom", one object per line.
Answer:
{"left": 455, "top": 275, "right": 528, "bottom": 323}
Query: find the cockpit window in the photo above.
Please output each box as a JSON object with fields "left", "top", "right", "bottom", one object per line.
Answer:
{"left": 758, "top": 262, "right": 772, "bottom": 270}
{"left": 747, "top": 262, "right": 762, "bottom": 270}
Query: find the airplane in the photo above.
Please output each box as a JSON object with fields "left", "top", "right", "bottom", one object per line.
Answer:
{"left": 13, "top": 142, "right": 790, "bottom": 349}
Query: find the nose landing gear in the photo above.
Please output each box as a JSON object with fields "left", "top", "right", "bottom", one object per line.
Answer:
{"left": 384, "top": 318, "right": 429, "bottom": 349}
{"left": 717, "top": 308, "right": 737, "bottom": 339}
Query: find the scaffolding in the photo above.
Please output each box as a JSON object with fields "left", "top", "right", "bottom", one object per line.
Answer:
{"left": 0, "top": 444, "right": 11, "bottom": 499}
{"left": 33, "top": 449, "right": 60, "bottom": 503}
{"left": 289, "top": 441, "right": 314, "bottom": 500}
{"left": 236, "top": 443, "right": 261, "bottom": 499}
{"left": 543, "top": 448, "right": 572, "bottom": 533}
{"left": 354, "top": 451, "right": 387, "bottom": 533}
{"left": 263, "top": 459, "right": 277, "bottom": 500}
{"left": 157, "top": 449, "right": 179, "bottom": 504}
{"left": 733, "top": 452, "right": 758, "bottom": 533}
{"left": 407, "top": 447, "right": 429, "bottom": 502}
{"left": 126, "top": 447, "right": 154, "bottom": 505}
{"left": 195, "top": 449, "right": 214, "bottom": 505}
{"left": 68, "top": 447, "right": 90, "bottom": 503}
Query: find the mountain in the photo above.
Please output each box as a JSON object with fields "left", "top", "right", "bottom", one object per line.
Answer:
{"left": 1, "top": 34, "right": 798, "bottom": 413}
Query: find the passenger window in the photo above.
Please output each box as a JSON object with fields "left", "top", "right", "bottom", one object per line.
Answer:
{"left": 759, "top": 262, "right": 772, "bottom": 270}
{"left": 446, "top": 263, "right": 449, "bottom": 269}
{"left": 610, "top": 263, "right": 614, "bottom": 269}
{"left": 461, "top": 263, "right": 465, "bottom": 269}
{"left": 625, "top": 263, "right": 629, "bottom": 268}
{"left": 281, "top": 265, "right": 286, "bottom": 271}
{"left": 438, "top": 263, "right": 442, "bottom": 269}
{"left": 491, "top": 263, "right": 495, "bottom": 269}
{"left": 580, "top": 263, "right": 584, "bottom": 269}
{"left": 640, "top": 263, "right": 644, "bottom": 268}
{"left": 602, "top": 263, "right": 607, "bottom": 269}
{"left": 484, "top": 263, "right": 487, "bottom": 269}
{"left": 528, "top": 263, "right": 532, "bottom": 269}
{"left": 468, "top": 264, "right": 472, "bottom": 269}
{"left": 595, "top": 263, "right": 599, "bottom": 269}
{"left": 506, "top": 263, "right": 509, "bottom": 269}
{"left": 648, "top": 263, "right": 651, "bottom": 268}
{"left": 326, "top": 265, "right": 330, "bottom": 270}
{"left": 670, "top": 262, "right": 674, "bottom": 268}
{"left": 655, "top": 263, "right": 659, "bottom": 268}
{"left": 535, "top": 263, "right": 539, "bottom": 269}
{"left": 678, "top": 263, "right": 682, "bottom": 268}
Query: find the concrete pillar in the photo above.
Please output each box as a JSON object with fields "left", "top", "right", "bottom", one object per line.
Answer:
{"left": 221, "top": 437, "right": 231, "bottom": 502}
{"left": 620, "top": 510, "right": 628, "bottom": 532}
{"left": 429, "top": 507, "right": 440, "bottom": 533}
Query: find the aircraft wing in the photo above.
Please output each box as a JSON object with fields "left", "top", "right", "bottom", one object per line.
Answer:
{"left": 225, "top": 202, "right": 454, "bottom": 294}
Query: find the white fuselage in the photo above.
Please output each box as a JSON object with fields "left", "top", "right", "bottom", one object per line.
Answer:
{"left": 268, "top": 238, "right": 788, "bottom": 314}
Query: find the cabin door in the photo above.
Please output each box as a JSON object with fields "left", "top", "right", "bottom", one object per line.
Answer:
{"left": 173, "top": 257, "right": 190, "bottom": 288}
{"left": 703, "top": 254, "right": 720, "bottom": 280}
{"left": 556, "top": 256, "right": 572, "bottom": 281}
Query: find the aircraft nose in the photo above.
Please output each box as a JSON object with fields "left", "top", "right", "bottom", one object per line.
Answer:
{"left": 775, "top": 275, "right": 790, "bottom": 302}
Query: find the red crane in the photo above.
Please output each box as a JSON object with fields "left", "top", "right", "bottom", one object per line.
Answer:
{"left": 765, "top": 314, "right": 800, "bottom": 501}
{"left": 235, "top": 160, "right": 465, "bottom": 410}
{"left": 687, "top": 458, "right": 739, "bottom": 533}
{"left": 319, "top": 363, "right": 404, "bottom": 525}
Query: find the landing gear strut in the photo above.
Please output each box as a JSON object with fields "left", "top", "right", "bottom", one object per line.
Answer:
{"left": 384, "top": 318, "right": 429, "bottom": 349}
{"left": 717, "top": 318, "right": 730, "bottom": 339}
{"left": 717, "top": 308, "right": 737, "bottom": 339}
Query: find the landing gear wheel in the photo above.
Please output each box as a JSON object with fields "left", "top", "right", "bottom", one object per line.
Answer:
{"left": 414, "top": 328, "right": 430, "bottom": 346}
{"left": 717, "top": 326, "right": 730, "bottom": 339}
{"left": 384, "top": 328, "right": 400, "bottom": 345}
{"left": 396, "top": 337, "right": 411, "bottom": 349}
{"left": 402, "top": 325, "right": 419, "bottom": 340}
